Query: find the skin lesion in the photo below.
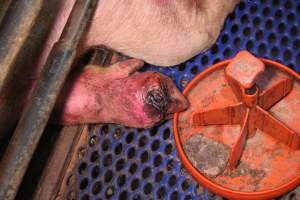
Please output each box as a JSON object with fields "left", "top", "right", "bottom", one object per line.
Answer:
{"left": 145, "top": 87, "right": 169, "bottom": 117}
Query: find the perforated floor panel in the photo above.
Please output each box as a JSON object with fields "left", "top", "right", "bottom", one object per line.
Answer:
{"left": 65, "top": 0, "right": 300, "bottom": 199}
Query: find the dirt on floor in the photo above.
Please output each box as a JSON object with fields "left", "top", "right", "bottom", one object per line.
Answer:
{"left": 183, "top": 134, "right": 230, "bottom": 177}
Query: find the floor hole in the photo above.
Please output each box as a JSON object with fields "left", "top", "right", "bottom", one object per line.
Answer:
{"left": 127, "top": 147, "right": 136, "bottom": 159}
{"left": 104, "top": 170, "right": 113, "bottom": 183}
{"left": 117, "top": 174, "right": 126, "bottom": 187}
{"left": 90, "top": 151, "right": 99, "bottom": 162}
{"left": 102, "top": 154, "right": 112, "bottom": 167}
{"left": 142, "top": 167, "right": 151, "bottom": 179}
{"left": 92, "top": 181, "right": 102, "bottom": 195}
{"left": 151, "top": 139, "right": 161, "bottom": 151}
{"left": 116, "top": 159, "right": 125, "bottom": 171}
{"left": 155, "top": 171, "right": 164, "bottom": 182}
{"left": 91, "top": 165, "right": 100, "bottom": 178}
{"left": 114, "top": 143, "right": 123, "bottom": 155}
{"left": 78, "top": 162, "right": 87, "bottom": 175}
{"left": 131, "top": 178, "right": 140, "bottom": 191}
{"left": 138, "top": 135, "right": 148, "bottom": 147}
{"left": 129, "top": 162, "right": 138, "bottom": 174}
{"left": 143, "top": 183, "right": 153, "bottom": 195}
{"left": 140, "top": 151, "right": 149, "bottom": 163}
{"left": 79, "top": 178, "right": 88, "bottom": 190}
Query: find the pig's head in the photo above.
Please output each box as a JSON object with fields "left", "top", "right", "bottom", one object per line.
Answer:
{"left": 108, "top": 71, "right": 189, "bottom": 128}
{"left": 54, "top": 59, "right": 189, "bottom": 128}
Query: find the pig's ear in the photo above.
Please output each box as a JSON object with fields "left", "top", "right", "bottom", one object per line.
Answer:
{"left": 114, "top": 59, "right": 144, "bottom": 78}
{"left": 84, "top": 59, "right": 144, "bottom": 80}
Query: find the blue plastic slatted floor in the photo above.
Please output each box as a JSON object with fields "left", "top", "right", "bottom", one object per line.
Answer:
{"left": 70, "top": 0, "right": 300, "bottom": 199}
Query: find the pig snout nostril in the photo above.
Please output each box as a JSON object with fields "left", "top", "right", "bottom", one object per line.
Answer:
{"left": 145, "top": 89, "right": 168, "bottom": 112}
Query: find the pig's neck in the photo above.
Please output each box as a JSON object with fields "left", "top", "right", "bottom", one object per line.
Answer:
{"left": 53, "top": 70, "right": 111, "bottom": 124}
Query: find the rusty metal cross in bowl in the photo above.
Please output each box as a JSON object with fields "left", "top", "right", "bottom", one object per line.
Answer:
{"left": 192, "top": 51, "right": 300, "bottom": 170}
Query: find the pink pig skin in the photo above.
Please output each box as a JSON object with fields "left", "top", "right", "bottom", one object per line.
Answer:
{"left": 36, "top": 0, "right": 240, "bottom": 70}
{"left": 53, "top": 59, "right": 189, "bottom": 128}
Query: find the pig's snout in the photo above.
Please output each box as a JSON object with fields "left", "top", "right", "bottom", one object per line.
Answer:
{"left": 167, "top": 89, "right": 189, "bottom": 114}
{"left": 143, "top": 73, "right": 189, "bottom": 120}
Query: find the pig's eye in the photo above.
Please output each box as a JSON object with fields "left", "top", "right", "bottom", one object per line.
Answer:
{"left": 145, "top": 87, "right": 168, "bottom": 112}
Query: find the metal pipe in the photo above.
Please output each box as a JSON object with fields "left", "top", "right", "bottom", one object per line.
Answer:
{"left": 0, "top": 0, "right": 12, "bottom": 25}
{"left": 33, "top": 125, "right": 85, "bottom": 200}
{"left": 0, "top": 0, "right": 63, "bottom": 139}
{"left": 0, "top": 0, "right": 44, "bottom": 93}
{"left": 0, "top": 0, "right": 98, "bottom": 199}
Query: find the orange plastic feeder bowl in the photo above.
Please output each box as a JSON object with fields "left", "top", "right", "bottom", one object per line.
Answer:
{"left": 173, "top": 51, "right": 300, "bottom": 200}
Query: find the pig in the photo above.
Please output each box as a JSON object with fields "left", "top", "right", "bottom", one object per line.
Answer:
{"left": 52, "top": 58, "right": 189, "bottom": 128}
{"left": 81, "top": 0, "right": 240, "bottom": 66}
{"left": 36, "top": 0, "right": 239, "bottom": 126}
{"left": 0, "top": 0, "right": 240, "bottom": 136}
{"left": 49, "top": 0, "right": 240, "bottom": 126}
{"left": 37, "top": 0, "right": 240, "bottom": 69}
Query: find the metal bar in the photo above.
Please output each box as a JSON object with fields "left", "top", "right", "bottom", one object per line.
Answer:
{"left": 51, "top": 126, "right": 91, "bottom": 200}
{"left": 0, "top": 0, "right": 63, "bottom": 139}
{"left": 0, "top": 0, "right": 12, "bottom": 25}
{"left": 33, "top": 126, "right": 85, "bottom": 200}
{"left": 0, "top": 0, "right": 44, "bottom": 93}
{"left": 0, "top": 0, "right": 98, "bottom": 199}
